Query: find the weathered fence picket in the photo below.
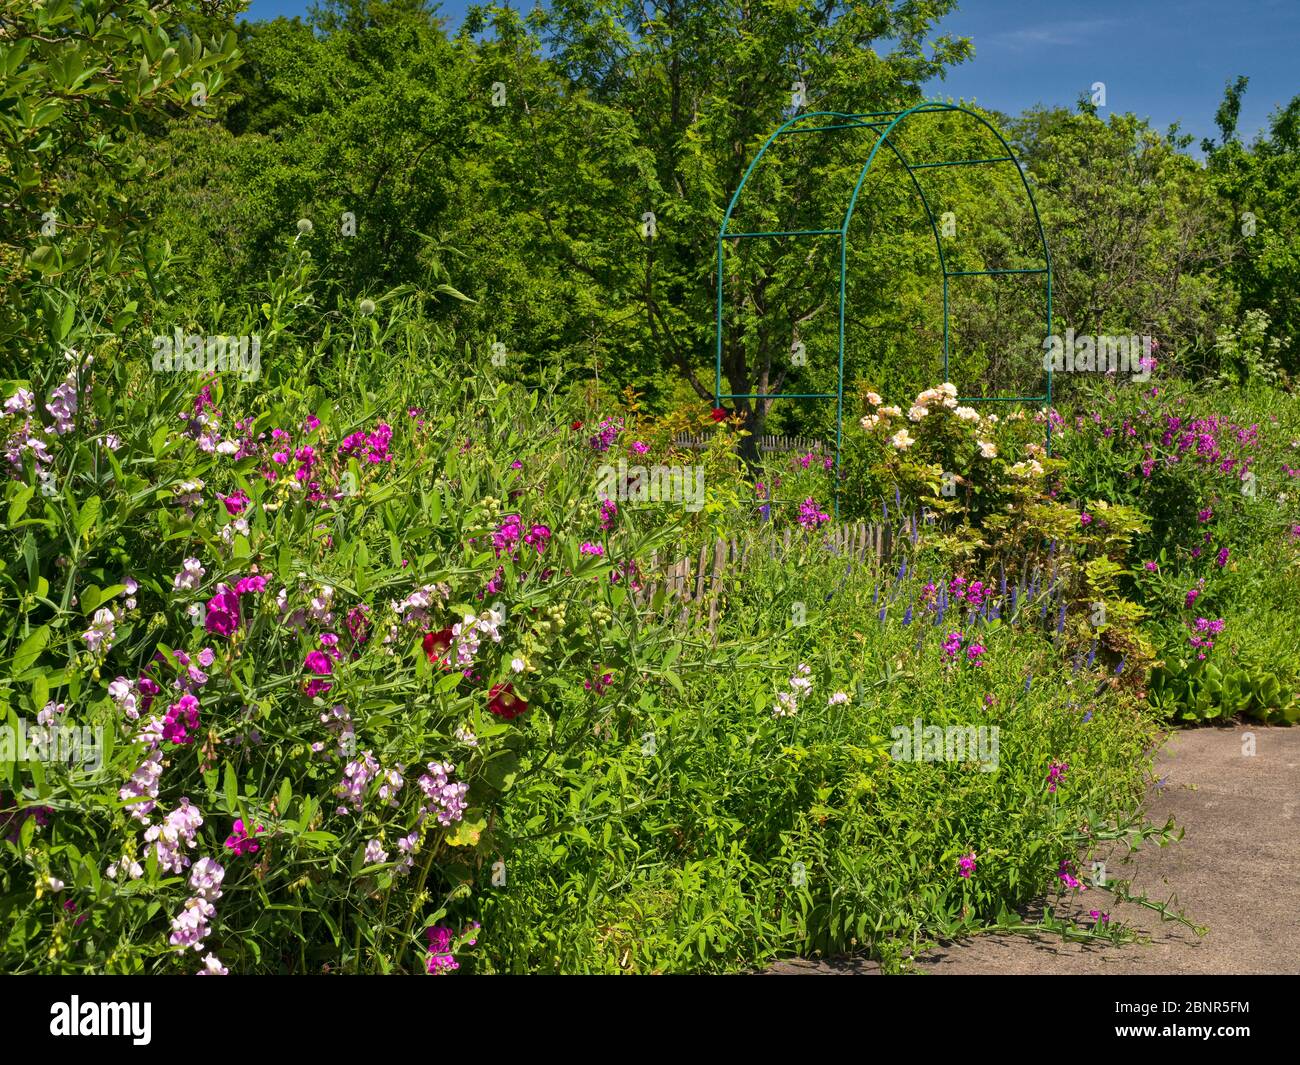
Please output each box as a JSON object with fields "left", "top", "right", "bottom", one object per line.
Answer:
{"left": 671, "top": 432, "right": 828, "bottom": 455}
{"left": 635, "top": 516, "right": 910, "bottom": 633}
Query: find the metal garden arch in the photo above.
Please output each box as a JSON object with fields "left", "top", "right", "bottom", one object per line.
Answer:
{"left": 714, "top": 100, "right": 1054, "bottom": 516}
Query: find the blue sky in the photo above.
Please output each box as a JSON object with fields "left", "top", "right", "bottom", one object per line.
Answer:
{"left": 240, "top": 1, "right": 1300, "bottom": 148}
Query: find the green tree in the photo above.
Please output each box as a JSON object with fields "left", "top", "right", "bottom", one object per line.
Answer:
{"left": 530, "top": 0, "right": 973, "bottom": 457}
{"left": 0, "top": 0, "right": 242, "bottom": 372}
{"left": 1009, "top": 106, "right": 1235, "bottom": 391}
{"left": 1205, "top": 80, "right": 1300, "bottom": 377}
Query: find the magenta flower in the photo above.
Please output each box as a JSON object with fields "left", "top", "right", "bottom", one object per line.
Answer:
{"left": 797, "top": 497, "right": 830, "bottom": 529}
{"left": 426, "top": 924, "right": 460, "bottom": 974}
{"left": 221, "top": 490, "right": 250, "bottom": 516}
{"left": 347, "top": 604, "right": 372, "bottom": 646}
{"left": 224, "top": 818, "right": 264, "bottom": 857}
{"left": 942, "top": 631, "right": 963, "bottom": 662}
{"left": 1079, "top": 511, "right": 1092, "bottom": 526}
{"left": 338, "top": 422, "right": 394, "bottom": 464}
{"left": 958, "top": 852, "right": 976, "bottom": 879}
{"left": 204, "top": 584, "right": 241, "bottom": 637}
{"left": 301, "top": 649, "right": 335, "bottom": 696}
{"left": 1058, "top": 858, "right": 1084, "bottom": 890}
{"left": 524, "top": 524, "right": 551, "bottom": 553}
{"left": 579, "top": 541, "right": 604, "bottom": 557}
{"left": 599, "top": 498, "right": 618, "bottom": 531}
{"left": 587, "top": 418, "right": 622, "bottom": 452}
{"left": 1047, "top": 761, "right": 1068, "bottom": 793}
{"left": 162, "top": 694, "right": 201, "bottom": 745}
{"left": 304, "top": 650, "right": 333, "bottom": 675}
{"left": 492, "top": 514, "right": 523, "bottom": 559}
{"left": 584, "top": 670, "right": 614, "bottom": 695}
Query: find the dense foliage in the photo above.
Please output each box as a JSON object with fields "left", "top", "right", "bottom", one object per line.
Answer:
{"left": 1, "top": 0, "right": 1296, "bottom": 974}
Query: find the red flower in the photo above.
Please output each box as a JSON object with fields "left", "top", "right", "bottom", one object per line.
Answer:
{"left": 487, "top": 682, "right": 529, "bottom": 720}
{"left": 570, "top": 419, "right": 584, "bottom": 430}
{"left": 423, "top": 627, "right": 455, "bottom": 666}
{"left": 709, "top": 407, "right": 727, "bottom": 422}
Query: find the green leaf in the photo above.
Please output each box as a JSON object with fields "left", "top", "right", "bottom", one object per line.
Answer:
{"left": 434, "top": 670, "right": 462, "bottom": 694}
{"left": 223, "top": 761, "right": 239, "bottom": 816}
{"left": 7, "top": 483, "right": 34, "bottom": 525}
{"left": 482, "top": 751, "right": 519, "bottom": 793}
{"left": 434, "top": 283, "right": 475, "bottom": 303}
{"left": 75, "top": 494, "right": 100, "bottom": 537}
{"left": 28, "top": 245, "right": 61, "bottom": 274}
{"left": 11, "top": 626, "right": 50, "bottom": 674}
{"left": 31, "top": 673, "right": 48, "bottom": 715}
{"left": 52, "top": 297, "right": 74, "bottom": 342}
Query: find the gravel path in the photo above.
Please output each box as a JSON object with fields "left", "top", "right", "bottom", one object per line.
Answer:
{"left": 767, "top": 726, "right": 1300, "bottom": 975}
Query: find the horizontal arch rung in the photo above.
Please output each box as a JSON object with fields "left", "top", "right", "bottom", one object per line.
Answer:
{"left": 909, "top": 155, "right": 1016, "bottom": 169}
{"left": 777, "top": 122, "right": 888, "bottom": 135}
{"left": 717, "top": 393, "right": 839, "bottom": 400}
{"left": 945, "top": 267, "right": 1048, "bottom": 277}
{"left": 722, "top": 228, "right": 843, "bottom": 238}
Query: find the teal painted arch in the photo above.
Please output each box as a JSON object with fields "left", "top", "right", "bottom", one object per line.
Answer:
{"left": 714, "top": 101, "right": 1055, "bottom": 515}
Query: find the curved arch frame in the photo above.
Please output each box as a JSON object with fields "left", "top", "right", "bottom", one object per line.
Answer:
{"left": 714, "top": 101, "right": 1054, "bottom": 517}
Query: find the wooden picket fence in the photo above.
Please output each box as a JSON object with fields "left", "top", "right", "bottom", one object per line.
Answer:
{"left": 672, "top": 432, "right": 827, "bottom": 455}
{"left": 637, "top": 519, "right": 900, "bottom": 634}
